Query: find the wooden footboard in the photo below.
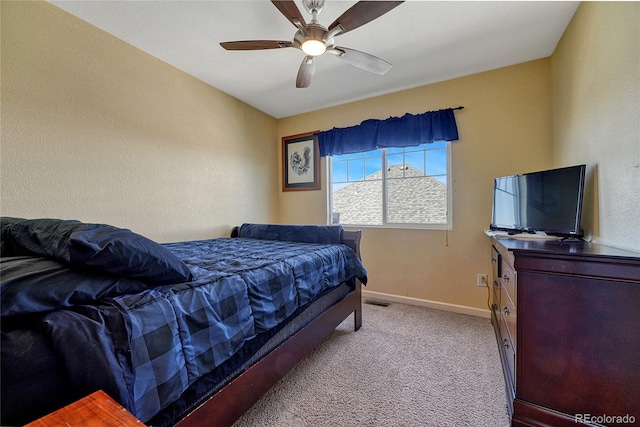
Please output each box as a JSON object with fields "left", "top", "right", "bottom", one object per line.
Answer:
{"left": 173, "top": 227, "right": 363, "bottom": 427}
{"left": 341, "top": 229, "right": 362, "bottom": 330}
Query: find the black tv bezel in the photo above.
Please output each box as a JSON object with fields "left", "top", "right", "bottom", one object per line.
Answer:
{"left": 489, "top": 164, "right": 586, "bottom": 237}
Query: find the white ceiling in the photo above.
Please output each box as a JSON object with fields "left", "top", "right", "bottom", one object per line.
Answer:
{"left": 49, "top": 1, "right": 579, "bottom": 119}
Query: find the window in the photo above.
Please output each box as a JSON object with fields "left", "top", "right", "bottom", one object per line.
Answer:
{"left": 328, "top": 142, "right": 451, "bottom": 228}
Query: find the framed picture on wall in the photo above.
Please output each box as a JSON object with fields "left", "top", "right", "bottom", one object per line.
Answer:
{"left": 282, "top": 131, "right": 320, "bottom": 191}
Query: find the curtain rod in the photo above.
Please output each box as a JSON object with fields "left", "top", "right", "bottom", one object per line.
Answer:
{"left": 452, "top": 106, "right": 464, "bottom": 110}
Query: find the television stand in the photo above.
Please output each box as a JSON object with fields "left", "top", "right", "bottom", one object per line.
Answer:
{"left": 488, "top": 235, "right": 640, "bottom": 426}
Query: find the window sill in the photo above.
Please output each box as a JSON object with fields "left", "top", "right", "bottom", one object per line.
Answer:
{"left": 333, "top": 223, "right": 452, "bottom": 231}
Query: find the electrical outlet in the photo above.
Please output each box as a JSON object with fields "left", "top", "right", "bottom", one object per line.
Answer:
{"left": 477, "top": 274, "right": 488, "bottom": 287}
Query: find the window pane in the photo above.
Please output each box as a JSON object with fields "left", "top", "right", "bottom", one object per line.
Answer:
{"left": 329, "top": 142, "right": 450, "bottom": 228}
{"left": 332, "top": 180, "right": 382, "bottom": 225}
{"left": 405, "top": 151, "right": 425, "bottom": 174}
{"left": 386, "top": 153, "right": 404, "bottom": 176}
{"left": 365, "top": 156, "right": 383, "bottom": 180}
{"left": 387, "top": 176, "right": 448, "bottom": 224}
{"left": 348, "top": 159, "right": 365, "bottom": 181}
{"left": 332, "top": 160, "right": 348, "bottom": 182}
{"left": 425, "top": 149, "right": 447, "bottom": 176}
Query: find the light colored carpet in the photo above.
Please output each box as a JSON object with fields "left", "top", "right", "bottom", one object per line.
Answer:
{"left": 232, "top": 301, "right": 510, "bottom": 427}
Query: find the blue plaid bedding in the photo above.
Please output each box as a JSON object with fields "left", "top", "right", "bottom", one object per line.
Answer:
{"left": 38, "top": 237, "right": 367, "bottom": 422}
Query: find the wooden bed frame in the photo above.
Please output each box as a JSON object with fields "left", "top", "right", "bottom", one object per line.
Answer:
{"left": 174, "top": 229, "right": 363, "bottom": 427}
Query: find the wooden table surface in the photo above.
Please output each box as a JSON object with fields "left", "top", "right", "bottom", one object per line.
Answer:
{"left": 25, "top": 390, "right": 145, "bottom": 427}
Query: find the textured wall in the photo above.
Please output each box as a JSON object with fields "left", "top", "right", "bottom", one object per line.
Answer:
{"left": 278, "top": 59, "right": 554, "bottom": 311}
{"left": 277, "top": 2, "right": 640, "bottom": 312}
{"left": 551, "top": 2, "right": 640, "bottom": 252}
{"left": 3, "top": 1, "right": 636, "bottom": 316}
{"left": 1, "top": 2, "right": 279, "bottom": 242}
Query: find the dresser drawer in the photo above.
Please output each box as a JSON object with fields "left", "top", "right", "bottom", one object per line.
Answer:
{"left": 492, "top": 284, "right": 500, "bottom": 315}
{"left": 500, "top": 284, "right": 517, "bottom": 348}
{"left": 501, "top": 260, "right": 516, "bottom": 307}
{"left": 499, "top": 313, "right": 516, "bottom": 393}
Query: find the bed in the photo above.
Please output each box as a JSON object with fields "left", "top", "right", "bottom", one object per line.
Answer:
{"left": 0, "top": 218, "right": 366, "bottom": 426}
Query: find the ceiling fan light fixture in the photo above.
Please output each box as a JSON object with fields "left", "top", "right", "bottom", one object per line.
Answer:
{"left": 221, "top": 0, "right": 404, "bottom": 87}
{"left": 301, "top": 39, "right": 326, "bottom": 56}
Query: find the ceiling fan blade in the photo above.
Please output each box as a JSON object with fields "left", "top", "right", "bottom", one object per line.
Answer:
{"left": 329, "top": 1, "right": 403, "bottom": 35}
{"left": 220, "top": 40, "right": 294, "bottom": 50}
{"left": 330, "top": 46, "right": 392, "bottom": 75}
{"left": 296, "top": 56, "right": 316, "bottom": 88}
{"left": 271, "top": 1, "right": 307, "bottom": 29}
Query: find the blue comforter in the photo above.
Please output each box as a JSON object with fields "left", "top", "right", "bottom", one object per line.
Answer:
{"left": 1, "top": 221, "right": 366, "bottom": 422}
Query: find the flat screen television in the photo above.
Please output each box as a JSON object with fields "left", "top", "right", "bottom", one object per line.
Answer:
{"left": 490, "top": 165, "right": 586, "bottom": 237}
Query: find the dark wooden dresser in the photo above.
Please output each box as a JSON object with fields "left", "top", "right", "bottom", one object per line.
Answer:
{"left": 488, "top": 234, "right": 640, "bottom": 426}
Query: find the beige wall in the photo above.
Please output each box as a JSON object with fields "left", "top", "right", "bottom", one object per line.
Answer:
{"left": 550, "top": 2, "right": 640, "bottom": 252}
{"left": 278, "top": 59, "right": 553, "bottom": 310}
{"left": 277, "top": 1, "right": 640, "bottom": 310}
{"left": 2, "top": 2, "right": 637, "bottom": 314}
{"left": 1, "top": 1, "right": 279, "bottom": 243}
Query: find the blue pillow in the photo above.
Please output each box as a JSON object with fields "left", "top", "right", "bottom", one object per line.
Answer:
{"left": 238, "top": 223, "right": 344, "bottom": 244}
{"left": 3, "top": 218, "right": 193, "bottom": 285}
{"left": 1, "top": 256, "right": 149, "bottom": 317}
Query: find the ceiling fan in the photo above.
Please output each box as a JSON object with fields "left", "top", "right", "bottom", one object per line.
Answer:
{"left": 220, "top": 0, "right": 404, "bottom": 88}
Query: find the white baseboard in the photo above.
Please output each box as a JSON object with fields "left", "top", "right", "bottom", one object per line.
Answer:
{"left": 362, "top": 290, "right": 491, "bottom": 319}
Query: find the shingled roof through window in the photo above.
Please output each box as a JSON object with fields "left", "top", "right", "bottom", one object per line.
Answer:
{"left": 332, "top": 165, "right": 447, "bottom": 225}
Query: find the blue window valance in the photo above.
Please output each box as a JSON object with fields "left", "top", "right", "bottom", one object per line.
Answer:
{"left": 316, "top": 107, "right": 461, "bottom": 157}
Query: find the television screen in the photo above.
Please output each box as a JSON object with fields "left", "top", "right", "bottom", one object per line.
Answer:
{"left": 491, "top": 165, "right": 586, "bottom": 236}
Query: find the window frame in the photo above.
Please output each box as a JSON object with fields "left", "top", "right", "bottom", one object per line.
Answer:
{"left": 327, "top": 142, "right": 452, "bottom": 230}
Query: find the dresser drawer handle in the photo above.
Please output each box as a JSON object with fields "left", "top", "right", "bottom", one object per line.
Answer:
{"left": 503, "top": 306, "right": 510, "bottom": 315}
{"left": 503, "top": 338, "right": 510, "bottom": 349}
{"left": 503, "top": 274, "right": 511, "bottom": 282}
